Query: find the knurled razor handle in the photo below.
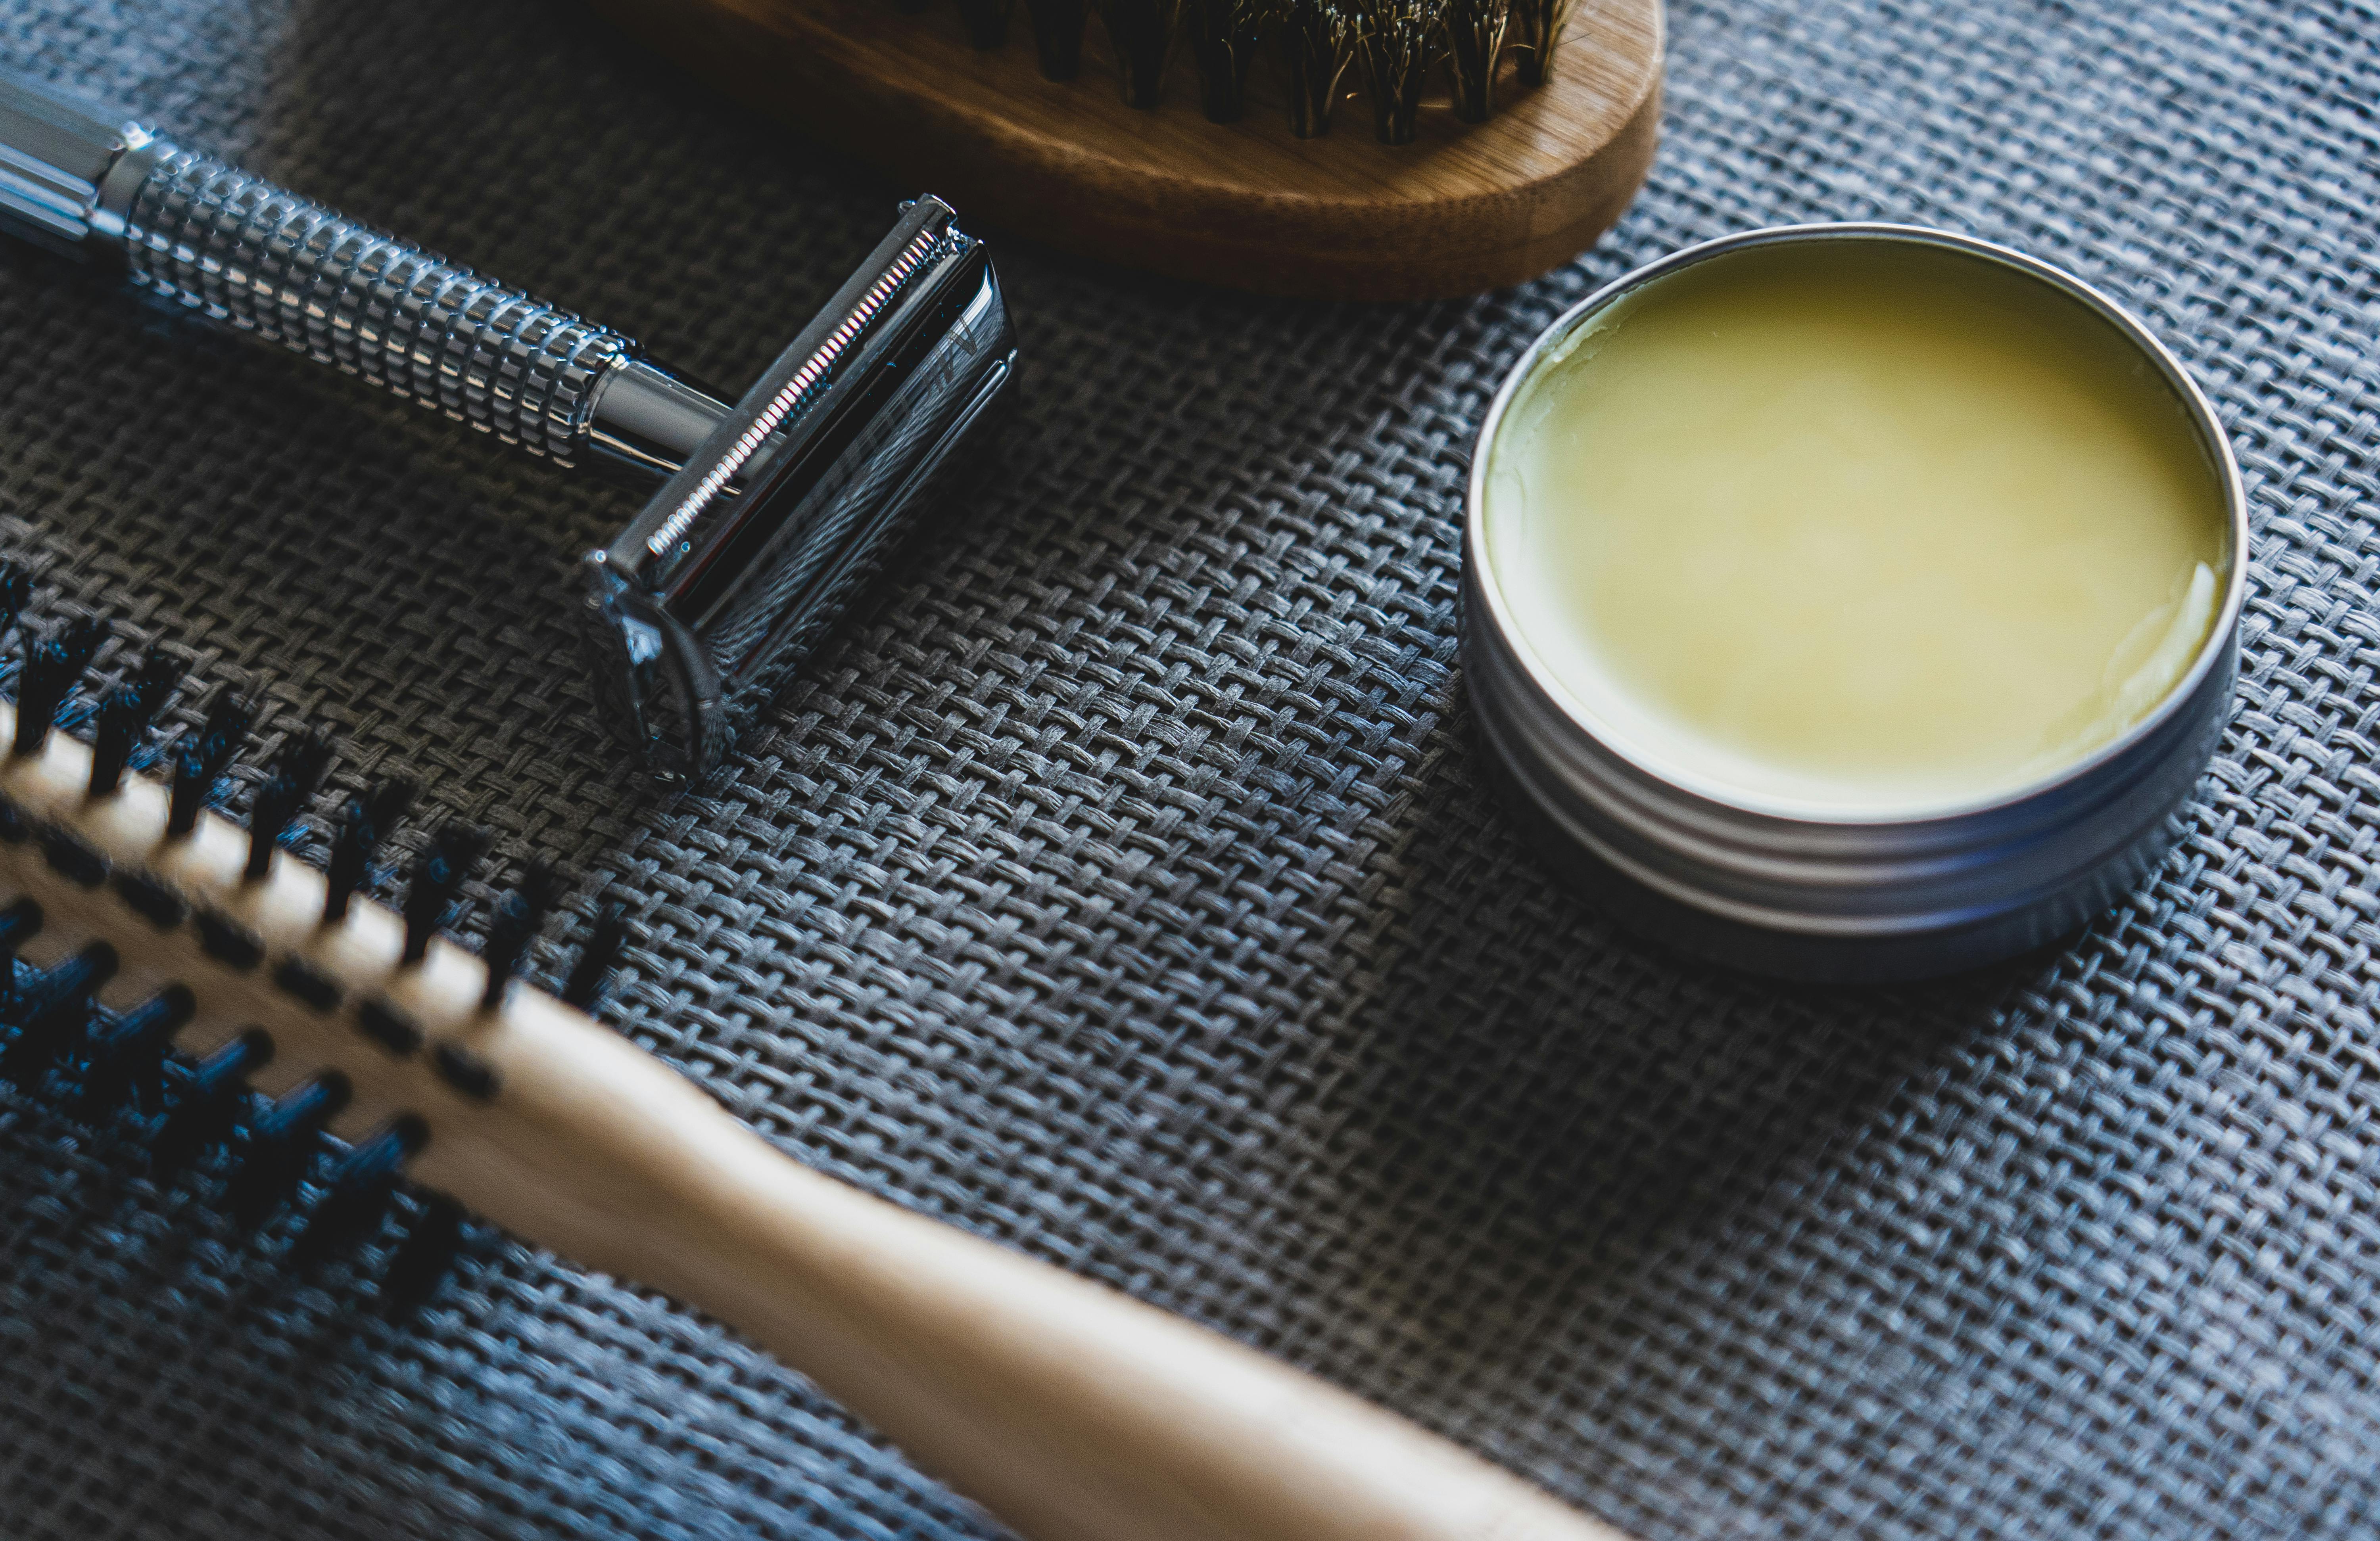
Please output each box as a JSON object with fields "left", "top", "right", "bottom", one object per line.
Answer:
{"left": 0, "top": 76, "right": 720, "bottom": 478}
{"left": 119, "top": 138, "right": 634, "bottom": 468}
{"left": 0, "top": 71, "right": 1019, "bottom": 783}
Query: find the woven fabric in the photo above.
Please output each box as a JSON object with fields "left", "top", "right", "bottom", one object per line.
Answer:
{"left": 0, "top": 0, "right": 2374, "bottom": 1536}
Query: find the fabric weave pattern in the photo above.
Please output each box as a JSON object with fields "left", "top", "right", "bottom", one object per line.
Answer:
{"left": 0, "top": 1, "right": 2374, "bottom": 1538}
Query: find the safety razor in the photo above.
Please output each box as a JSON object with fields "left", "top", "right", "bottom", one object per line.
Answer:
{"left": 0, "top": 72, "right": 1017, "bottom": 784}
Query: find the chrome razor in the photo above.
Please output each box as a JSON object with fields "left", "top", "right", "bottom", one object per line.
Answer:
{"left": 0, "top": 72, "right": 1017, "bottom": 784}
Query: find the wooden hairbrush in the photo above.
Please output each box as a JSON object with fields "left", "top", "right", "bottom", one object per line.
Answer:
{"left": 0, "top": 579, "right": 1630, "bottom": 1541}
{"left": 586, "top": 0, "right": 1664, "bottom": 299}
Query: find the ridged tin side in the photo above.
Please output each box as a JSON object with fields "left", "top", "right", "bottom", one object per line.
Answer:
{"left": 1463, "top": 224, "right": 2249, "bottom": 983}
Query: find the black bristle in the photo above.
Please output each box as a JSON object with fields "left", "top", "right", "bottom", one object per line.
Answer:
{"left": 954, "top": 0, "right": 1012, "bottom": 46}
{"left": 1356, "top": 0, "right": 1447, "bottom": 144}
{"left": 1355, "top": 0, "right": 1447, "bottom": 144}
{"left": 0, "top": 897, "right": 35, "bottom": 1022}
{"left": 0, "top": 563, "right": 31, "bottom": 646}
{"left": 56, "top": 615, "right": 109, "bottom": 676}
{"left": 72, "top": 984, "right": 195, "bottom": 1123}
{"left": 479, "top": 861, "right": 559, "bottom": 1013}
{"left": 560, "top": 902, "right": 629, "bottom": 1011}
{"left": 324, "top": 776, "right": 414, "bottom": 925}
{"left": 90, "top": 650, "right": 185, "bottom": 796}
{"left": 1507, "top": 0, "right": 1569, "bottom": 84}
{"left": 198, "top": 690, "right": 253, "bottom": 764}
{"left": 244, "top": 788, "right": 297, "bottom": 880}
{"left": 0, "top": 942, "right": 116, "bottom": 1087}
{"left": 0, "top": 896, "right": 41, "bottom": 968}
{"left": 115, "top": 870, "right": 186, "bottom": 929}
{"left": 292, "top": 1116, "right": 427, "bottom": 1267}
{"left": 401, "top": 822, "right": 489, "bottom": 965}
{"left": 384, "top": 1194, "right": 467, "bottom": 1316}
{"left": 1024, "top": 0, "right": 1088, "bottom": 77}
{"left": 279, "top": 726, "right": 334, "bottom": 797}
{"left": 194, "top": 909, "right": 263, "bottom": 971}
{"left": 1184, "top": 0, "right": 1264, "bottom": 121}
{"left": 226, "top": 1072, "right": 351, "bottom": 1227}
{"left": 167, "top": 744, "right": 210, "bottom": 836}
{"left": 1101, "top": 0, "right": 1178, "bottom": 107}
{"left": 245, "top": 728, "right": 334, "bottom": 881}
{"left": 432, "top": 1043, "right": 499, "bottom": 1101}
{"left": 132, "top": 648, "right": 183, "bottom": 703}
{"left": 13, "top": 617, "right": 110, "bottom": 759}
{"left": 1443, "top": 0, "right": 1510, "bottom": 121}
{"left": 151, "top": 1029, "right": 272, "bottom": 1180}
{"left": 365, "top": 776, "right": 418, "bottom": 834}
{"left": 323, "top": 796, "right": 371, "bottom": 921}
{"left": 39, "top": 827, "right": 106, "bottom": 888}
{"left": 88, "top": 686, "right": 143, "bottom": 796}
{"left": 1280, "top": 0, "right": 1355, "bottom": 136}
{"left": 166, "top": 692, "right": 253, "bottom": 838}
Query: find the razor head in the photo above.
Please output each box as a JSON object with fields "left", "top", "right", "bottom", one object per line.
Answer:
{"left": 581, "top": 197, "right": 1016, "bottom": 785}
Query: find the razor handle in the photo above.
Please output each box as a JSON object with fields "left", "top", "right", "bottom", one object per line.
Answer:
{"left": 0, "top": 73, "right": 1017, "bottom": 784}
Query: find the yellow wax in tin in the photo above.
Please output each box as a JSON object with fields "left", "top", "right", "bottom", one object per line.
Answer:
{"left": 1484, "top": 240, "right": 2229, "bottom": 814}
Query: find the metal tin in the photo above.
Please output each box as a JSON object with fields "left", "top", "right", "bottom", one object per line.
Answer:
{"left": 1463, "top": 224, "right": 2247, "bottom": 983}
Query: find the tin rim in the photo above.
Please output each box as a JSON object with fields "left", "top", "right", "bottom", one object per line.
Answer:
{"left": 1466, "top": 222, "right": 2249, "bottom": 830}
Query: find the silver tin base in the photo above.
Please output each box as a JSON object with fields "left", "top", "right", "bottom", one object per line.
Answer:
{"left": 1463, "top": 225, "right": 2247, "bottom": 984}
{"left": 1465, "top": 591, "right": 2236, "bottom": 983}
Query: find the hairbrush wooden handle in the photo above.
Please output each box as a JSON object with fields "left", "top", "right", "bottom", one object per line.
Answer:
{"left": 0, "top": 705, "right": 1624, "bottom": 1541}
{"left": 423, "top": 998, "right": 1628, "bottom": 1541}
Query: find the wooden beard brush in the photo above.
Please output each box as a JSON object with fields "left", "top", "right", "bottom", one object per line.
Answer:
{"left": 585, "top": 0, "right": 1663, "bottom": 299}
{"left": 0, "top": 570, "right": 1633, "bottom": 1540}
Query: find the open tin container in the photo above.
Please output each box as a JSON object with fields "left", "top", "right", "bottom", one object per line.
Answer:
{"left": 1464, "top": 224, "right": 2248, "bottom": 983}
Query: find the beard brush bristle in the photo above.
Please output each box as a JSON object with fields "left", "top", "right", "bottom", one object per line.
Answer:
{"left": 1355, "top": 0, "right": 1447, "bottom": 144}
{"left": 1278, "top": 0, "right": 1356, "bottom": 137}
{"left": 1099, "top": 0, "right": 1181, "bottom": 106}
{"left": 1506, "top": 0, "right": 1571, "bottom": 84}
{"left": 1184, "top": 0, "right": 1267, "bottom": 122}
{"left": 1442, "top": 0, "right": 1510, "bottom": 121}
{"left": 901, "top": 0, "right": 1558, "bottom": 136}
{"left": 1024, "top": 0, "right": 1091, "bottom": 77}
{"left": 955, "top": 0, "right": 1016, "bottom": 47}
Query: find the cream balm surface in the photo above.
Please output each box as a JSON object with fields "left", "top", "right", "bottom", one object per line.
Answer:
{"left": 1484, "top": 239, "right": 2230, "bottom": 815}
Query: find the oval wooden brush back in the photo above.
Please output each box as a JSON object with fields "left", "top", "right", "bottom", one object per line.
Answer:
{"left": 587, "top": 0, "right": 1663, "bottom": 299}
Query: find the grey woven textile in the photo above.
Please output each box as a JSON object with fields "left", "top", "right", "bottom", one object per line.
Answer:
{"left": 0, "top": 0, "right": 2373, "bottom": 1536}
